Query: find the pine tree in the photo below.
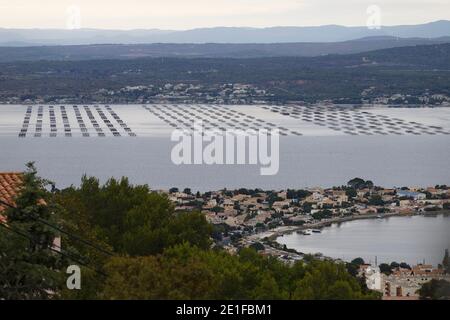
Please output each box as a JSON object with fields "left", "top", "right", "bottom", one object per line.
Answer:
{"left": 443, "top": 249, "right": 449, "bottom": 274}
{"left": 0, "top": 162, "right": 64, "bottom": 299}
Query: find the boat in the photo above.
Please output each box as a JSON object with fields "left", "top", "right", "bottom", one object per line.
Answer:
{"left": 312, "top": 229, "right": 321, "bottom": 233}
{"left": 302, "top": 229, "right": 312, "bottom": 235}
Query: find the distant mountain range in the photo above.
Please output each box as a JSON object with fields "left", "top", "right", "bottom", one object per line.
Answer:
{"left": 0, "top": 36, "right": 450, "bottom": 62}
{"left": 1, "top": 20, "right": 450, "bottom": 46}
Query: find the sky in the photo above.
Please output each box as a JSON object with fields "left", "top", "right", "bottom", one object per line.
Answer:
{"left": 0, "top": 0, "right": 449, "bottom": 30}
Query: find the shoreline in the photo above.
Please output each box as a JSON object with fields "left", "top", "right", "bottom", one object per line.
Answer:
{"left": 253, "top": 210, "right": 450, "bottom": 242}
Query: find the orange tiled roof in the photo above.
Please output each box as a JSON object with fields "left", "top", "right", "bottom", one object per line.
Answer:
{"left": 0, "top": 173, "right": 23, "bottom": 214}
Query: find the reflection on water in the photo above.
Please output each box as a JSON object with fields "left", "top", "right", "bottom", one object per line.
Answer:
{"left": 277, "top": 215, "right": 450, "bottom": 265}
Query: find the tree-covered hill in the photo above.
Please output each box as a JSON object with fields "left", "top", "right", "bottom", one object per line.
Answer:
{"left": 0, "top": 43, "right": 449, "bottom": 104}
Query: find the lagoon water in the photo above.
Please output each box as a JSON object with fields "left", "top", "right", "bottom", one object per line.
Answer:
{"left": 0, "top": 104, "right": 450, "bottom": 191}
{"left": 1, "top": 104, "right": 449, "bottom": 264}
{"left": 276, "top": 215, "right": 450, "bottom": 266}
{"left": 0, "top": 135, "right": 449, "bottom": 191}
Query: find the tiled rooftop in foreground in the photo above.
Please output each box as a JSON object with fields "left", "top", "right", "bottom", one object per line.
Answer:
{"left": 0, "top": 172, "right": 23, "bottom": 213}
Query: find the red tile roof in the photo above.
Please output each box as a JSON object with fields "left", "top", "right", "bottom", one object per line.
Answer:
{"left": 0, "top": 173, "right": 23, "bottom": 217}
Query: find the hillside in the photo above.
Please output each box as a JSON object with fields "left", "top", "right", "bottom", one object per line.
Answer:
{"left": 1, "top": 20, "right": 450, "bottom": 46}
{"left": 0, "top": 36, "right": 449, "bottom": 62}
{"left": 1, "top": 43, "right": 449, "bottom": 104}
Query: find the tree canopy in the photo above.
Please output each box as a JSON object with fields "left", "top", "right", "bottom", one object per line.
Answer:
{"left": 100, "top": 244, "right": 380, "bottom": 300}
{"left": 53, "top": 176, "right": 212, "bottom": 256}
{"left": 0, "top": 162, "right": 65, "bottom": 299}
{"left": 2, "top": 165, "right": 383, "bottom": 300}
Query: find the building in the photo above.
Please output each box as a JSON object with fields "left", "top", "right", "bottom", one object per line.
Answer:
{"left": 363, "top": 265, "right": 382, "bottom": 291}
{"left": 397, "top": 190, "right": 427, "bottom": 200}
{"left": 359, "top": 262, "right": 450, "bottom": 300}
{"left": 382, "top": 264, "right": 449, "bottom": 299}
{"left": 0, "top": 172, "right": 23, "bottom": 222}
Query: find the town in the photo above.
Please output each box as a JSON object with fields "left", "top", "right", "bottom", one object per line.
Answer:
{"left": 160, "top": 178, "right": 450, "bottom": 299}
{"left": 162, "top": 178, "right": 449, "bottom": 255}
{"left": 1, "top": 170, "right": 449, "bottom": 300}
{"left": 3, "top": 81, "right": 450, "bottom": 107}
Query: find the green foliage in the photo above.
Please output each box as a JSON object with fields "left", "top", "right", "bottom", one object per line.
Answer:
{"left": 292, "top": 260, "right": 380, "bottom": 300}
{"left": 368, "top": 195, "right": 384, "bottom": 206}
{"left": 3, "top": 44, "right": 450, "bottom": 104}
{"left": 302, "top": 202, "right": 313, "bottom": 213}
{"left": 267, "top": 192, "right": 282, "bottom": 206}
{"left": 286, "top": 189, "right": 311, "bottom": 200}
{"left": 345, "top": 188, "right": 357, "bottom": 198}
{"left": 417, "top": 279, "right": 450, "bottom": 300}
{"left": 253, "top": 274, "right": 286, "bottom": 300}
{"left": 379, "top": 263, "right": 392, "bottom": 275}
{"left": 211, "top": 206, "right": 224, "bottom": 213}
{"left": 346, "top": 263, "right": 359, "bottom": 277}
{"left": 167, "top": 212, "right": 212, "bottom": 251}
{"left": 53, "top": 176, "right": 212, "bottom": 256}
{"left": 443, "top": 249, "right": 450, "bottom": 273}
{"left": 312, "top": 209, "right": 333, "bottom": 220}
{"left": 0, "top": 162, "right": 65, "bottom": 299}
{"left": 399, "top": 262, "right": 411, "bottom": 269}
{"left": 347, "top": 178, "right": 374, "bottom": 190}
{"left": 249, "top": 242, "right": 265, "bottom": 252}
{"left": 351, "top": 258, "right": 365, "bottom": 266}
{"left": 1, "top": 168, "right": 382, "bottom": 300}
{"left": 100, "top": 244, "right": 379, "bottom": 300}
{"left": 346, "top": 258, "right": 366, "bottom": 277}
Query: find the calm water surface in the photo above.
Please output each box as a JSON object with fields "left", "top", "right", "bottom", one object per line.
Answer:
{"left": 0, "top": 136, "right": 449, "bottom": 191}
{"left": 277, "top": 215, "right": 450, "bottom": 265}
{"left": 2, "top": 105, "right": 449, "bottom": 264}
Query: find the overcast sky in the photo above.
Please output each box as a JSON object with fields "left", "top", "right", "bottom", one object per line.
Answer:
{"left": 1, "top": 0, "right": 449, "bottom": 29}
